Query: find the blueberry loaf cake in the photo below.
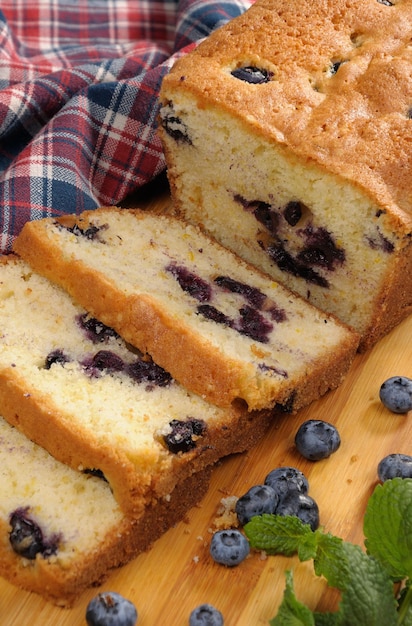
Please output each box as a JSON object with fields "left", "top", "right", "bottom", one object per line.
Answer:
{"left": 158, "top": 0, "right": 412, "bottom": 351}
{"left": 14, "top": 208, "right": 359, "bottom": 412}
{"left": 0, "top": 415, "right": 211, "bottom": 606}
{"left": 0, "top": 256, "right": 268, "bottom": 517}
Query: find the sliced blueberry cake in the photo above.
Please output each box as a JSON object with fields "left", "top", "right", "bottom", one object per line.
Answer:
{"left": 0, "top": 414, "right": 211, "bottom": 606}
{"left": 14, "top": 208, "right": 358, "bottom": 413}
{"left": 0, "top": 256, "right": 269, "bottom": 517}
{"left": 158, "top": 0, "right": 412, "bottom": 351}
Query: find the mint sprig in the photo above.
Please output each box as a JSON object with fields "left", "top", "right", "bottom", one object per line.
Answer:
{"left": 244, "top": 478, "right": 412, "bottom": 625}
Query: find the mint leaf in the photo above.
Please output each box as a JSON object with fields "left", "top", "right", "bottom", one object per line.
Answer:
{"left": 269, "top": 570, "right": 315, "bottom": 626}
{"left": 313, "top": 613, "right": 341, "bottom": 626}
{"left": 297, "top": 530, "right": 318, "bottom": 562}
{"left": 338, "top": 542, "right": 398, "bottom": 626}
{"left": 312, "top": 532, "right": 350, "bottom": 591}
{"left": 245, "top": 514, "right": 313, "bottom": 556}
{"left": 364, "top": 478, "right": 412, "bottom": 580}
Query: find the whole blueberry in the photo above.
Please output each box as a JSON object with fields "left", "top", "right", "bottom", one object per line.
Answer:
{"left": 235, "top": 484, "right": 279, "bottom": 526}
{"left": 86, "top": 592, "right": 138, "bottom": 626}
{"left": 294, "top": 419, "right": 341, "bottom": 461}
{"left": 189, "top": 603, "right": 224, "bottom": 626}
{"left": 379, "top": 376, "right": 412, "bottom": 413}
{"left": 275, "top": 492, "right": 320, "bottom": 531}
{"left": 264, "top": 466, "right": 309, "bottom": 498}
{"left": 378, "top": 453, "right": 412, "bottom": 481}
{"left": 210, "top": 529, "right": 250, "bottom": 567}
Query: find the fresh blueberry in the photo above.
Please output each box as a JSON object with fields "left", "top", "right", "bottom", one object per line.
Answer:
{"left": 275, "top": 492, "right": 320, "bottom": 531}
{"left": 264, "top": 466, "right": 309, "bottom": 498}
{"left": 379, "top": 376, "right": 412, "bottom": 413}
{"left": 86, "top": 591, "right": 138, "bottom": 626}
{"left": 378, "top": 453, "right": 412, "bottom": 481}
{"left": 294, "top": 419, "right": 341, "bottom": 461}
{"left": 210, "top": 529, "right": 250, "bottom": 567}
{"left": 189, "top": 603, "right": 224, "bottom": 626}
{"left": 235, "top": 484, "right": 279, "bottom": 526}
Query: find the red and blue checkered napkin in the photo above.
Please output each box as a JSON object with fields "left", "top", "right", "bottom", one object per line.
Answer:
{"left": 0, "top": 0, "right": 251, "bottom": 252}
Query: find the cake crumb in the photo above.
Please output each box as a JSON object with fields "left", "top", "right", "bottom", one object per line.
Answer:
{"left": 212, "top": 495, "right": 239, "bottom": 529}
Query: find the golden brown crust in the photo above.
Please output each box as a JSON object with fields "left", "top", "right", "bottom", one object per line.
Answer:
{"left": 162, "top": 0, "right": 412, "bottom": 230}
{"left": 0, "top": 468, "right": 211, "bottom": 607}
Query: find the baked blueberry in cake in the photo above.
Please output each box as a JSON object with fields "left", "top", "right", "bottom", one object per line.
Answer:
{"left": 158, "top": 0, "right": 412, "bottom": 350}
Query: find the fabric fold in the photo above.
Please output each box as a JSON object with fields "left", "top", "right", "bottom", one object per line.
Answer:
{"left": 0, "top": 0, "right": 251, "bottom": 252}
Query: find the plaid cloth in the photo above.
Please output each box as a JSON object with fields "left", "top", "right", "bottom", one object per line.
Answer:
{"left": 0, "top": 0, "right": 251, "bottom": 252}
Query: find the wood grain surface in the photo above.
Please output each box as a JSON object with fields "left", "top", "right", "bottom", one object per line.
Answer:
{"left": 2, "top": 178, "right": 411, "bottom": 625}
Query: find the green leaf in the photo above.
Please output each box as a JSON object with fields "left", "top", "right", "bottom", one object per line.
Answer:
{"left": 269, "top": 570, "right": 316, "bottom": 626}
{"left": 338, "top": 542, "right": 398, "bottom": 626}
{"left": 244, "top": 514, "right": 313, "bottom": 556}
{"left": 364, "top": 478, "right": 412, "bottom": 581}
{"left": 313, "top": 612, "right": 342, "bottom": 626}
{"left": 297, "top": 530, "right": 319, "bottom": 562}
{"left": 312, "top": 532, "right": 350, "bottom": 591}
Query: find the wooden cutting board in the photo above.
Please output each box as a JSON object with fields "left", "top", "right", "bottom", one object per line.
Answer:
{"left": 2, "top": 180, "right": 412, "bottom": 625}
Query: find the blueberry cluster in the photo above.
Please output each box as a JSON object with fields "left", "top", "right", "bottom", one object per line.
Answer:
{"left": 236, "top": 466, "right": 319, "bottom": 532}
{"left": 209, "top": 466, "right": 319, "bottom": 572}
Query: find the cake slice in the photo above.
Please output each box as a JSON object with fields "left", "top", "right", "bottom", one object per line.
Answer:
{"left": 0, "top": 256, "right": 270, "bottom": 517}
{"left": 0, "top": 415, "right": 211, "bottom": 606}
{"left": 158, "top": 0, "right": 412, "bottom": 351}
{"left": 14, "top": 207, "right": 359, "bottom": 413}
